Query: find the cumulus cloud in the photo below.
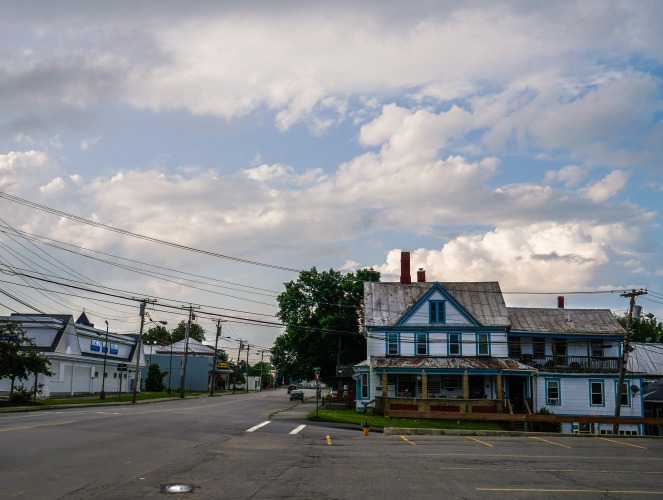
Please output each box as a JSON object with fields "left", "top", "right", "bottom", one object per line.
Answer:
{"left": 580, "top": 170, "right": 630, "bottom": 202}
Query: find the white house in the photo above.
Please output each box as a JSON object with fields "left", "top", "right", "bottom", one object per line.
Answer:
{"left": 0, "top": 313, "right": 143, "bottom": 397}
{"left": 354, "top": 252, "right": 644, "bottom": 435}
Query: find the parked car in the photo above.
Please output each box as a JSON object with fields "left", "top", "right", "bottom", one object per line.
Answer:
{"left": 328, "top": 390, "right": 338, "bottom": 400}
{"left": 290, "top": 389, "right": 305, "bottom": 401}
{"left": 287, "top": 385, "right": 297, "bottom": 394}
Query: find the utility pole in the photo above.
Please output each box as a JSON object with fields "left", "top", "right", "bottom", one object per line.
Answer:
{"left": 232, "top": 341, "right": 243, "bottom": 394}
{"left": 613, "top": 289, "right": 647, "bottom": 434}
{"left": 132, "top": 299, "right": 156, "bottom": 404}
{"left": 259, "top": 350, "right": 264, "bottom": 392}
{"left": 209, "top": 319, "right": 225, "bottom": 397}
{"left": 179, "top": 304, "right": 200, "bottom": 399}
{"left": 245, "top": 343, "right": 250, "bottom": 393}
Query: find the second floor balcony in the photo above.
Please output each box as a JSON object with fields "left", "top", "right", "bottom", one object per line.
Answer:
{"left": 512, "top": 354, "right": 620, "bottom": 373}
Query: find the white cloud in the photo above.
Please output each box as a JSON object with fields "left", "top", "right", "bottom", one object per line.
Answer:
{"left": 544, "top": 165, "right": 587, "bottom": 187}
{"left": 580, "top": 170, "right": 631, "bottom": 203}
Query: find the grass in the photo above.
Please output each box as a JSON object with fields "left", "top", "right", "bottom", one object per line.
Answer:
{"left": 307, "top": 408, "right": 510, "bottom": 431}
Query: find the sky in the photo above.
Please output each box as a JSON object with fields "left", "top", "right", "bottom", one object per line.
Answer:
{"left": 1, "top": 1, "right": 662, "bottom": 360}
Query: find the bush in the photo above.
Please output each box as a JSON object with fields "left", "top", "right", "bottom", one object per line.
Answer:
{"left": 535, "top": 407, "right": 562, "bottom": 433}
{"left": 144, "top": 363, "right": 166, "bottom": 392}
{"left": 9, "top": 384, "right": 43, "bottom": 403}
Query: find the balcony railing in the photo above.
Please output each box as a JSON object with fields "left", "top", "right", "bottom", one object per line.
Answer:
{"left": 513, "top": 355, "right": 619, "bottom": 373}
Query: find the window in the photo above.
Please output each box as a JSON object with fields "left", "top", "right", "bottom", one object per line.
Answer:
{"left": 591, "top": 340, "right": 603, "bottom": 358}
{"left": 476, "top": 333, "right": 490, "bottom": 356}
{"left": 387, "top": 333, "right": 399, "bottom": 356}
{"left": 533, "top": 338, "right": 545, "bottom": 357}
{"left": 361, "top": 373, "right": 369, "bottom": 399}
{"left": 443, "top": 376, "right": 460, "bottom": 389}
{"left": 546, "top": 379, "right": 560, "bottom": 405}
{"left": 590, "top": 381, "right": 604, "bottom": 406}
{"left": 615, "top": 381, "right": 630, "bottom": 407}
{"left": 508, "top": 337, "right": 521, "bottom": 357}
{"left": 429, "top": 301, "right": 445, "bottom": 323}
{"left": 416, "top": 333, "right": 428, "bottom": 356}
{"left": 448, "top": 333, "right": 461, "bottom": 355}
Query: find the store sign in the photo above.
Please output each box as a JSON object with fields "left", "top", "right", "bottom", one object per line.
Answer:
{"left": 91, "top": 339, "right": 101, "bottom": 352}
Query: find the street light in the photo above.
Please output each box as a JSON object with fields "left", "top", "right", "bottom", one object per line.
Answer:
{"left": 100, "top": 320, "right": 109, "bottom": 400}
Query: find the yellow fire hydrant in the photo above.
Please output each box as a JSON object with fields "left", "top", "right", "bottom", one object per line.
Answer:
{"left": 362, "top": 425, "right": 370, "bottom": 436}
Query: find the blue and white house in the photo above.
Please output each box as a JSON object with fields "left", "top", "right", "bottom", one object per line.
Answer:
{"left": 0, "top": 313, "right": 142, "bottom": 397}
{"left": 354, "top": 252, "right": 644, "bottom": 435}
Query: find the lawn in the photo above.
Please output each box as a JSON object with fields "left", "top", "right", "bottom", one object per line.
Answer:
{"left": 308, "top": 408, "right": 510, "bottom": 431}
{"left": 23, "top": 391, "right": 204, "bottom": 406}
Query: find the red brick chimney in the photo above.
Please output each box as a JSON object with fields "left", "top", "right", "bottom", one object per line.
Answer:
{"left": 417, "top": 268, "right": 426, "bottom": 282}
{"left": 400, "top": 251, "right": 411, "bottom": 284}
{"left": 557, "top": 296, "right": 565, "bottom": 309}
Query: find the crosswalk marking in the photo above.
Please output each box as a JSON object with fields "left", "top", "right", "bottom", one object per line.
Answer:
{"left": 246, "top": 421, "right": 271, "bottom": 432}
{"left": 289, "top": 424, "right": 306, "bottom": 434}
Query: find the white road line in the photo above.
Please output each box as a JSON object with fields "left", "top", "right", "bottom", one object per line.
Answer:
{"left": 289, "top": 424, "right": 306, "bottom": 435}
{"left": 246, "top": 421, "right": 271, "bottom": 432}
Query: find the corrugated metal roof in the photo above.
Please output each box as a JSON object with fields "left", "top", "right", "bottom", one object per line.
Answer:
{"left": 644, "top": 379, "right": 663, "bottom": 402}
{"left": 371, "top": 356, "right": 534, "bottom": 371}
{"left": 364, "top": 282, "right": 510, "bottom": 328}
{"left": 508, "top": 307, "right": 625, "bottom": 335}
{"left": 629, "top": 343, "right": 663, "bottom": 376}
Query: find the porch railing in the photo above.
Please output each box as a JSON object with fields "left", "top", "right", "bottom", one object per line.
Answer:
{"left": 513, "top": 355, "right": 619, "bottom": 373}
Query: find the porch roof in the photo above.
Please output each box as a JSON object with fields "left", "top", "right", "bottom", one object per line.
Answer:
{"left": 371, "top": 356, "right": 535, "bottom": 372}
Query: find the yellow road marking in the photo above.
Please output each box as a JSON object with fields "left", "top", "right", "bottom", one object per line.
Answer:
{"left": 465, "top": 436, "right": 492, "bottom": 447}
{"left": 400, "top": 435, "right": 416, "bottom": 446}
{"left": 529, "top": 436, "right": 572, "bottom": 448}
{"left": 420, "top": 453, "right": 662, "bottom": 461}
{"left": 596, "top": 437, "right": 647, "bottom": 449}
{"left": 326, "top": 435, "right": 332, "bottom": 446}
{"left": 0, "top": 420, "right": 76, "bottom": 432}
{"left": 478, "top": 488, "right": 663, "bottom": 494}
{"left": 441, "top": 467, "right": 662, "bottom": 475}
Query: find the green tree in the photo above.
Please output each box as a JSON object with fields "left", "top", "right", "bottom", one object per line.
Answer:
{"left": 272, "top": 267, "right": 380, "bottom": 386}
{"left": 171, "top": 321, "right": 205, "bottom": 343}
{"left": 0, "top": 321, "right": 53, "bottom": 398}
{"left": 248, "top": 361, "right": 271, "bottom": 388}
{"left": 615, "top": 313, "right": 663, "bottom": 343}
{"left": 143, "top": 325, "right": 171, "bottom": 345}
{"left": 144, "top": 363, "right": 166, "bottom": 392}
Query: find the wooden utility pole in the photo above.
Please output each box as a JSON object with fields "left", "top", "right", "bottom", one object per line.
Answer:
{"left": 245, "top": 343, "right": 250, "bottom": 393}
{"left": 232, "top": 341, "right": 243, "bottom": 394}
{"left": 209, "top": 319, "right": 225, "bottom": 397}
{"left": 132, "top": 298, "right": 156, "bottom": 404}
{"left": 613, "top": 289, "right": 647, "bottom": 434}
{"left": 179, "top": 304, "right": 200, "bottom": 399}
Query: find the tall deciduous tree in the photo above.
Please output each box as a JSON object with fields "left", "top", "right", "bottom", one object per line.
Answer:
{"left": 171, "top": 321, "right": 206, "bottom": 343}
{"left": 616, "top": 313, "right": 663, "bottom": 343}
{"left": 272, "top": 267, "right": 380, "bottom": 386}
{"left": 0, "top": 321, "right": 53, "bottom": 397}
{"left": 143, "top": 325, "right": 171, "bottom": 345}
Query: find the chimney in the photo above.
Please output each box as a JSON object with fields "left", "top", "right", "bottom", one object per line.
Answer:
{"left": 557, "top": 296, "right": 565, "bottom": 309}
{"left": 400, "top": 251, "right": 411, "bottom": 284}
{"left": 417, "top": 268, "right": 426, "bottom": 282}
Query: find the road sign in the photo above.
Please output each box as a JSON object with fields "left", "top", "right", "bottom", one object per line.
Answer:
{"left": 312, "top": 366, "right": 320, "bottom": 371}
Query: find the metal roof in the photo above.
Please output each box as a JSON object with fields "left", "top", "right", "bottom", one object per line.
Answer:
{"left": 371, "top": 356, "right": 534, "bottom": 371}
{"left": 628, "top": 343, "right": 663, "bottom": 376}
{"left": 364, "top": 281, "right": 510, "bottom": 328}
{"left": 643, "top": 379, "right": 663, "bottom": 402}
{"left": 508, "top": 307, "right": 625, "bottom": 335}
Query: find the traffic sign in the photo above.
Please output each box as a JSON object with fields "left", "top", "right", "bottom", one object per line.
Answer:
{"left": 312, "top": 366, "right": 320, "bottom": 371}
{"left": 315, "top": 371, "right": 320, "bottom": 380}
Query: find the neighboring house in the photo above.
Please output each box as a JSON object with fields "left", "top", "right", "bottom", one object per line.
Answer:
{"left": 0, "top": 313, "right": 142, "bottom": 397}
{"left": 145, "top": 339, "right": 230, "bottom": 392}
{"left": 643, "top": 379, "right": 663, "bottom": 436}
{"left": 628, "top": 343, "right": 663, "bottom": 382}
{"left": 354, "top": 252, "right": 643, "bottom": 435}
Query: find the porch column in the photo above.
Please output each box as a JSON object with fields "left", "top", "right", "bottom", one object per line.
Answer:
{"left": 381, "top": 372, "right": 388, "bottom": 397}
{"left": 462, "top": 370, "right": 469, "bottom": 400}
{"left": 496, "top": 372, "right": 503, "bottom": 403}
{"left": 421, "top": 372, "right": 428, "bottom": 398}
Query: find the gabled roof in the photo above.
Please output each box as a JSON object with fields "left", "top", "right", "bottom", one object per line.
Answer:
{"left": 75, "top": 311, "right": 94, "bottom": 327}
{"left": 508, "top": 308, "right": 625, "bottom": 336}
{"left": 364, "top": 281, "right": 509, "bottom": 328}
{"left": 643, "top": 379, "right": 663, "bottom": 402}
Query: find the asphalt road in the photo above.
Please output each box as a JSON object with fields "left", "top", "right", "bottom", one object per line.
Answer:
{"left": 1, "top": 389, "right": 662, "bottom": 499}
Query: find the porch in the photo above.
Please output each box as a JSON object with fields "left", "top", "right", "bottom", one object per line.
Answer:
{"left": 512, "top": 355, "right": 620, "bottom": 373}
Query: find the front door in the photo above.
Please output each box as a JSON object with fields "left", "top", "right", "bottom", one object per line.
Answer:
{"left": 507, "top": 377, "right": 524, "bottom": 412}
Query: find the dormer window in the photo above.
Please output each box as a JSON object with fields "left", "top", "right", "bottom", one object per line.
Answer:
{"left": 429, "top": 301, "right": 445, "bottom": 323}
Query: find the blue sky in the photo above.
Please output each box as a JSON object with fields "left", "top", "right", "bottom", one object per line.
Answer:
{"left": 1, "top": 1, "right": 662, "bottom": 355}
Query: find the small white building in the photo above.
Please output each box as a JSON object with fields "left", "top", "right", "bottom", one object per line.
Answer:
{"left": 0, "top": 313, "right": 143, "bottom": 397}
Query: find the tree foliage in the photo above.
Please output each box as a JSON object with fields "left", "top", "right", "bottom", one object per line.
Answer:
{"left": 171, "top": 321, "right": 206, "bottom": 343}
{"left": 615, "top": 313, "right": 663, "bottom": 343}
{"left": 143, "top": 325, "right": 171, "bottom": 345}
{"left": 272, "top": 267, "right": 380, "bottom": 386}
{"left": 0, "top": 321, "right": 53, "bottom": 397}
